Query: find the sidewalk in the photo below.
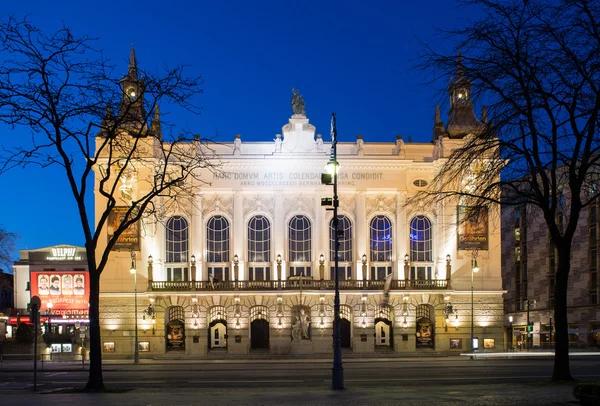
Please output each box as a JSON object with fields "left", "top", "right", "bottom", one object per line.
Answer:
{"left": 0, "top": 383, "right": 578, "bottom": 405}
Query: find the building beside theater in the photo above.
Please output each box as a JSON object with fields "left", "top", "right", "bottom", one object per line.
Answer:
{"left": 96, "top": 51, "right": 504, "bottom": 358}
{"left": 502, "top": 199, "right": 600, "bottom": 349}
{"left": 11, "top": 245, "right": 90, "bottom": 353}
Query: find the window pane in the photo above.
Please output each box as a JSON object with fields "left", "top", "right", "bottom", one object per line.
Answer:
{"left": 207, "top": 216, "right": 230, "bottom": 262}
{"left": 409, "top": 216, "right": 432, "bottom": 262}
{"left": 369, "top": 215, "right": 392, "bottom": 262}
{"left": 330, "top": 215, "right": 353, "bottom": 262}
{"left": 288, "top": 215, "right": 312, "bottom": 262}
{"left": 166, "top": 216, "right": 189, "bottom": 263}
{"left": 248, "top": 215, "right": 271, "bottom": 262}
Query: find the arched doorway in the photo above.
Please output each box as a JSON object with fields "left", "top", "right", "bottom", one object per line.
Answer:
{"left": 250, "top": 305, "right": 270, "bottom": 349}
{"left": 166, "top": 306, "right": 185, "bottom": 351}
{"left": 340, "top": 305, "right": 352, "bottom": 348}
{"left": 375, "top": 305, "right": 393, "bottom": 348}
{"left": 208, "top": 306, "right": 227, "bottom": 349}
{"left": 416, "top": 304, "right": 435, "bottom": 349}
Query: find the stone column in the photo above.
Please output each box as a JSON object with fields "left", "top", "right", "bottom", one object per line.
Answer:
{"left": 191, "top": 193, "right": 203, "bottom": 281}
{"left": 397, "top": 192, "right": 407, "bottom": 279}
{"left": 274, "top": 190, "right": 285, "bottom": 279}
{"left": 315, "top": 191, "right": 326, "bottom": 279}
{"left": 355, "top": 192, "right": 367, "bottom": 280}
{"left": 233, "top": 191, "right": 244, "bottom": 280}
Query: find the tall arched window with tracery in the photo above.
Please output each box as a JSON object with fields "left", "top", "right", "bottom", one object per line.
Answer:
{"left": 165, "top": 216, "right": 189, "bottom": 282}
{"left": 207, "top": 215, "right": 230, "bottom": 281}
{"left": 409, "top": 215, "right": 433, "bottom": 280}
{"left": 329, "top": 215, "right": 353, "bottom": 280}
{"left": 247, "top": 215, "right": 271, "bottom": 281}
{"left": 288, "top": 215, "right": 312, "bottom": 277}
{"left": 369, "top": 215, "right": 393, "bottom": 280}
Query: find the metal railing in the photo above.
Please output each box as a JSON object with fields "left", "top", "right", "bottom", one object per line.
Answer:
{"left": 149, "top": 278, "right": 449, "bottom": 292}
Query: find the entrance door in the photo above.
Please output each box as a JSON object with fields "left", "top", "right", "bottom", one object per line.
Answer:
{"left": 251, "top": 319, "right": 270, "bottom": 349}
{"left": 210, "top": 322, "right": 227, "bottom": 348}
{"left": 340, "top": 319, "right": 351, "bottom": 348}
{"left": 375, "top": 321, "right": 391, "bottom": 346}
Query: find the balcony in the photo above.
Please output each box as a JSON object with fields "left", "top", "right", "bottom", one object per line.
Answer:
{"left": 148, "top": 279, "right": 450, "bottom": 292}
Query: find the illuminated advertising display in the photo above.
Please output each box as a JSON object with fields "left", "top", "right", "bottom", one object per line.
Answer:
{"left": 30, "top": 271, "right": 89, "bottom": 315}
{"left": 108, "top": 206, "right": 140, "bottom": 251}
{"left": 457, "top": 205, "right": 489, "bottom": 250}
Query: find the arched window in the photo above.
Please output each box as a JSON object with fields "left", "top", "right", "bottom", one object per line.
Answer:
{"left": 369, "top": 215, "right": 393, "bottom": 280}
{"left": 207, "top": 215, "right": 230, "bottom": 281}
{"left": 165, "top": 216, "right": 189, "bottom": 282}
{"left": 248, "top": 215, "right": 271, "bottom": 281}
{"left": 409, "top": 215, "right": 433, "bottom": 280}
{"left": 329, "top": 215, "right": 353, "bottom": 280}
{"left": 166, "top": 216, "right": 189, "bottom": 263}
{"left": 288, "top": 215, "right": 312, "bottom": 277}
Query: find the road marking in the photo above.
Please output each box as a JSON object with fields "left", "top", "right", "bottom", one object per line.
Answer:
{"left": 48, "top": 372, "right": 67, "bottom": 377}
{"left": 330, "top": 374, "right": 600, "bottom": 382}
{"left": 188, "top": 380, "right": 304, "bottom": 383}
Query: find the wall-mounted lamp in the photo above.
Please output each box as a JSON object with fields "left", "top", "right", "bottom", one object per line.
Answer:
{"left": 191, "top": 255, "right": 196, "bottom": 265}
{"left": 446, "top": 254, "right": 451, "bottom": 265}
{"left": 148, "top": 255, "right": 153, "bottom": 265}
{"left": 404, "top": 253, "right": 409, "bottom": 264}
{"left": 276, "top": 254, "right": 282, "bottom": 265}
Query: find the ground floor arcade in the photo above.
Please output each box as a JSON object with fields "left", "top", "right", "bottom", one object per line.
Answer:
{"left": 99, "top": 291, "right": 504, "bottom": 358}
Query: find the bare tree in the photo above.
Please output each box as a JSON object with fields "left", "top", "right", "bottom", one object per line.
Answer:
{"left": 417, "top": 0, "right": 600, "bottom": 381}
{"left": 0, "top": 226, "right": 17, "bottom": 271}
{"left": 0, "top": 16, "right": 218, "bottom": 391}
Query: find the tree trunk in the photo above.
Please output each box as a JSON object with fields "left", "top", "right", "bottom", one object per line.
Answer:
{"left": 85, "top": 253, "right": 105, "bottom": 391}
{"left": 551, "top": 243, "right": 573, "bottom": 381}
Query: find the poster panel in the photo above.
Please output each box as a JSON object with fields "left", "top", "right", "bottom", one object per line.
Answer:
{"left": 31, "top": 271, "right": 89, "bottom": 315}
{"left": 457, "top": 206, "right": 489, "bottom": 250}
{"left": 107, "top": 207, "right": 140, "bottom": 251}
{"left": 416, "top": 318, "right": 434, "bottom": 348}
{"left": 167, "top": 321, "right": 185, "bottom": 350}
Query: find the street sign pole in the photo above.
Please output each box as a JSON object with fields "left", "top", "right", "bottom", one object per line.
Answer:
{"left": 30, "top": 296, "right": 41, "bottom": 392}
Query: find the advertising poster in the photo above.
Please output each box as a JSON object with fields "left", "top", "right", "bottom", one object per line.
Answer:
{"left": 457, "top": 206, "right": 489, "bottom": 250}
{"left": 107, "top": 206, "right": 140, "bottom": 251}
{"left": 167, "top": 321, "right": 185, "bottom": 350}
{"left": 31, "top": 271, "right": 90, "bottom": 315}
{"left": 450, "top": 338, "right": 462, "bottom": 349}
{"left": 416, "top": 318, "right": 434, "bottom": 348}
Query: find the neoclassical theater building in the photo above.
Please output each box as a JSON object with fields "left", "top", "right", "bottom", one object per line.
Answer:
{"left": 96, "top": 53, "right": 504, "bottom": 358}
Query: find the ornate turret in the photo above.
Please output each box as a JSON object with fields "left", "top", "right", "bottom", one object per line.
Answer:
{"left": 118, "top": 46, "right": 146, "bottom": 129}
{"left": 150, "top": 104, "right": 162, "bottom": 140}
{"left": 432, "top": 104, "right": 446, "bottom": 142}
{"left": 446, "top": 51, "right": 482, "bottom": 138}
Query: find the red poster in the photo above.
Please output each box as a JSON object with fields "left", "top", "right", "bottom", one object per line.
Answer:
{"left": 30, "top": 271, "right": 90, "bottom": 316}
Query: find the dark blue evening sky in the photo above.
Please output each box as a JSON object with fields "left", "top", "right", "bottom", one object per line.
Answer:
{"left": 0, "top": 1, "right": 482, "bottom": 266}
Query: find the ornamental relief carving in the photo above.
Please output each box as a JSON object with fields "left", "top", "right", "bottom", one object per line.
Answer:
{"left": 201, "top": 194, "right": 233, "bottom": 218}
{"left": 284, "top": 195, "right": 315, "bottom": 218}
{"left": 243, "top": 195, "right": 275, "bottom": 218}
{"left": 365, "top": 194, "right": 396, "bottom": 218}
{"left": 339, "top": 194, "right": 356, "bottom": 213}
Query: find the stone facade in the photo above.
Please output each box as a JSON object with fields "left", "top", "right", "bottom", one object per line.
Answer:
{"left": 502, "top": 201, "right": 600, "bottom": 348}
{"left": 94, "top": 51, "right": 505, "bottom": 359}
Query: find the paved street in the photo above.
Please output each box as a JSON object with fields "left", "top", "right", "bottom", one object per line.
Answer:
{"left": 0, "top": 357, "right": 596, "bottom": 404}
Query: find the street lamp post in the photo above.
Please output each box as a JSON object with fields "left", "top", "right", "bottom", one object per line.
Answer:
{"left": 471, "top": 252, "right": 479, "bottom": 353}
{"left": 508, "top": 315, "right": 513, "bottom": 351}
{"left": 329, "top": 113, "right": 343, "bottom": 390}
{"left": 130, "top": 250, "right": 139, "bottom": 364}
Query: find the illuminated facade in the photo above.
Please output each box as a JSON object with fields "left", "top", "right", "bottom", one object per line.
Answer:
{"left": 11, "top": 245, "right": 89, "bottom": 352}
{"left": 96, "top": 52, "right": 504, "bottom": 358}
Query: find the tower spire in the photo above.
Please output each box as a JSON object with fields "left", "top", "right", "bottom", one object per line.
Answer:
{"left": 128, "top": 44, "right": 138, "bottom": 79}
